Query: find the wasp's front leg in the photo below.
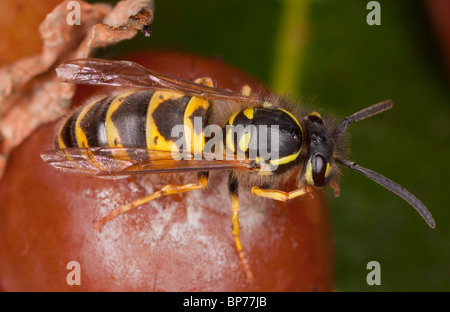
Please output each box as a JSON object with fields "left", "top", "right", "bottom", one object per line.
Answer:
{"left": 251, "top": 185, "right": 317, "bottom": 202}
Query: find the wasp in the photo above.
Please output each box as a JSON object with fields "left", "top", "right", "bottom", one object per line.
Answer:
{"left": 41, "top": 58, "right": 435, "bottom": 282}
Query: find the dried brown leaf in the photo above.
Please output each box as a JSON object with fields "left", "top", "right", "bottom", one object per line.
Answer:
{"left": 0, "top": 0, "right": 154, "bottom": 178}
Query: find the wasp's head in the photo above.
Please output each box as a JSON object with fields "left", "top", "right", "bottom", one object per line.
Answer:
{"left": 302, "top": 112, "right": 337, "bottom": 187}
{"left": 301, "top": 99, "right": 435, "bottom": 229}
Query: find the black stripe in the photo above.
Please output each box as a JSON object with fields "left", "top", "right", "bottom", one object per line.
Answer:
{"left": 152, "top": 96, "right": 191, "bottom": 142}
{"left": 230, "top": 111, "right": 253, "bottom": 127}
{"left": 110, "top": 91, "right": 155, "bottom": 148}
{"left": 58, "top": 108, "right": 82, "bottom": 148}
{"left": 189, "top": 106, "right": 209, "bottom": 135}
{"left": 79, "top": 96, "right": 114, "bottom": 147}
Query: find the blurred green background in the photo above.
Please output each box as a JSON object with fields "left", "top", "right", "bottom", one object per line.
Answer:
{"left": 98, "top": 0, "right": 450, "bottom": 291}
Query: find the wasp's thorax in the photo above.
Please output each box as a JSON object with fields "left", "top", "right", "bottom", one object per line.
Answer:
{"left": 224, "top": 106, "right": 303, "bottom": 174}
{"left": 302, "top": 112, "right": 336, "bottom": 187}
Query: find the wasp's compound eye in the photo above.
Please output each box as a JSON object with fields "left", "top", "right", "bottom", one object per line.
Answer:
{"left": 312, "top": 154, "right": 327, "bottom": 187}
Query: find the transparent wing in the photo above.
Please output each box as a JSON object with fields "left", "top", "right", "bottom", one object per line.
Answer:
{"left": 56, "top": 58, "right": 263, "bottom": 105}
{"left": 41, "top": 147, "right": 257, "bottom": 176}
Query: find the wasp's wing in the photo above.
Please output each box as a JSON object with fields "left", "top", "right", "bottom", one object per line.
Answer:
{"left": 56, "top": 58, "right": 263, "bottom": 105}
{"left": 41, "top": 147, "right": 256, "bottom": 177}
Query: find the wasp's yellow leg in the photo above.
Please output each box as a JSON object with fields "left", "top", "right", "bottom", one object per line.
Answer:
{"left": 94, "top": 172, "right": 209, "bottom": 231}
{"left": 251, "top": 185, "right": 316, "bottom": 202}
{"left": 229, "top": 176, "right": 254, "bottom": 282}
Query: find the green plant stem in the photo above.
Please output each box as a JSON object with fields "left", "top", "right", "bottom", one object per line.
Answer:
{"left": 271, "top": 0, "right": 311, "bottom": 98}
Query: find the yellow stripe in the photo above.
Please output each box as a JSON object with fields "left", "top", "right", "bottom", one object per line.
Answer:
{"left": 75, "top": 102, "right": 96, "bottom": 148}
{"left": 304, "top": 160, "right": 314, "bottom": 185}
{"left": 255, "top": 157, "right": 264, "bottom": 164}
{"left": 325, "top": 162, "right": 332, "bottom": 178}
{"left": 226, "top": 127, "right": 236, "bottom": 153}
{"left": 228, "top": 111, "right": 239, "bottom": 125}
{"left": 146, "top": 90, "right": 185, "bottom": 151}
{"left": 238, "top": 132, "right": 250, "bottom": 152}
{"left": 269, "top": 148, "right": 301, "bottom": 167}
{"left": 304, "top": 159, "right": 331, "bottom": 185}
{"left": 278, "top": 108, "right": 301, "bottom": 129}
{"left": 57, "top": 137, "right": 66, "bottom": 149}
{"left": 243, "top": 108, "right": 254, "bottom": 120}
{"left": 183, "top": 96, "right": 209, "bottom": 154}
{"left": 57, "top": 124, "right": 67, "bottom": 149}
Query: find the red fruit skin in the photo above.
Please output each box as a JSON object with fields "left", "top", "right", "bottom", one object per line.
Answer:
{"left": 0, "top": 51, "right": 333, "bottom": 291}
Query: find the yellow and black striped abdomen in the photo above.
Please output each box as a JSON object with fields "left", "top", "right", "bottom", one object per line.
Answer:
{"left": 56, "top": 90, "right": 211, "bottom": 152}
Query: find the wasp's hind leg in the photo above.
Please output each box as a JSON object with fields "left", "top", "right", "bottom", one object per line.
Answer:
{"left": 251, "top": 185, "right": 317, "bottom": 202}
{"left": 94, "top": 172, "right": 209, "bottom": 231}
{"left": 228, "top": 174, "right": 254, "bottom": 282}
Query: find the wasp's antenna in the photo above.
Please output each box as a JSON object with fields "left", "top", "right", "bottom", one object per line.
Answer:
{"left": 334, "top": 99, "right": 393, "bottom": 138}
{"left": 337, "top": 158, "right": 435, "bottom": 228}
